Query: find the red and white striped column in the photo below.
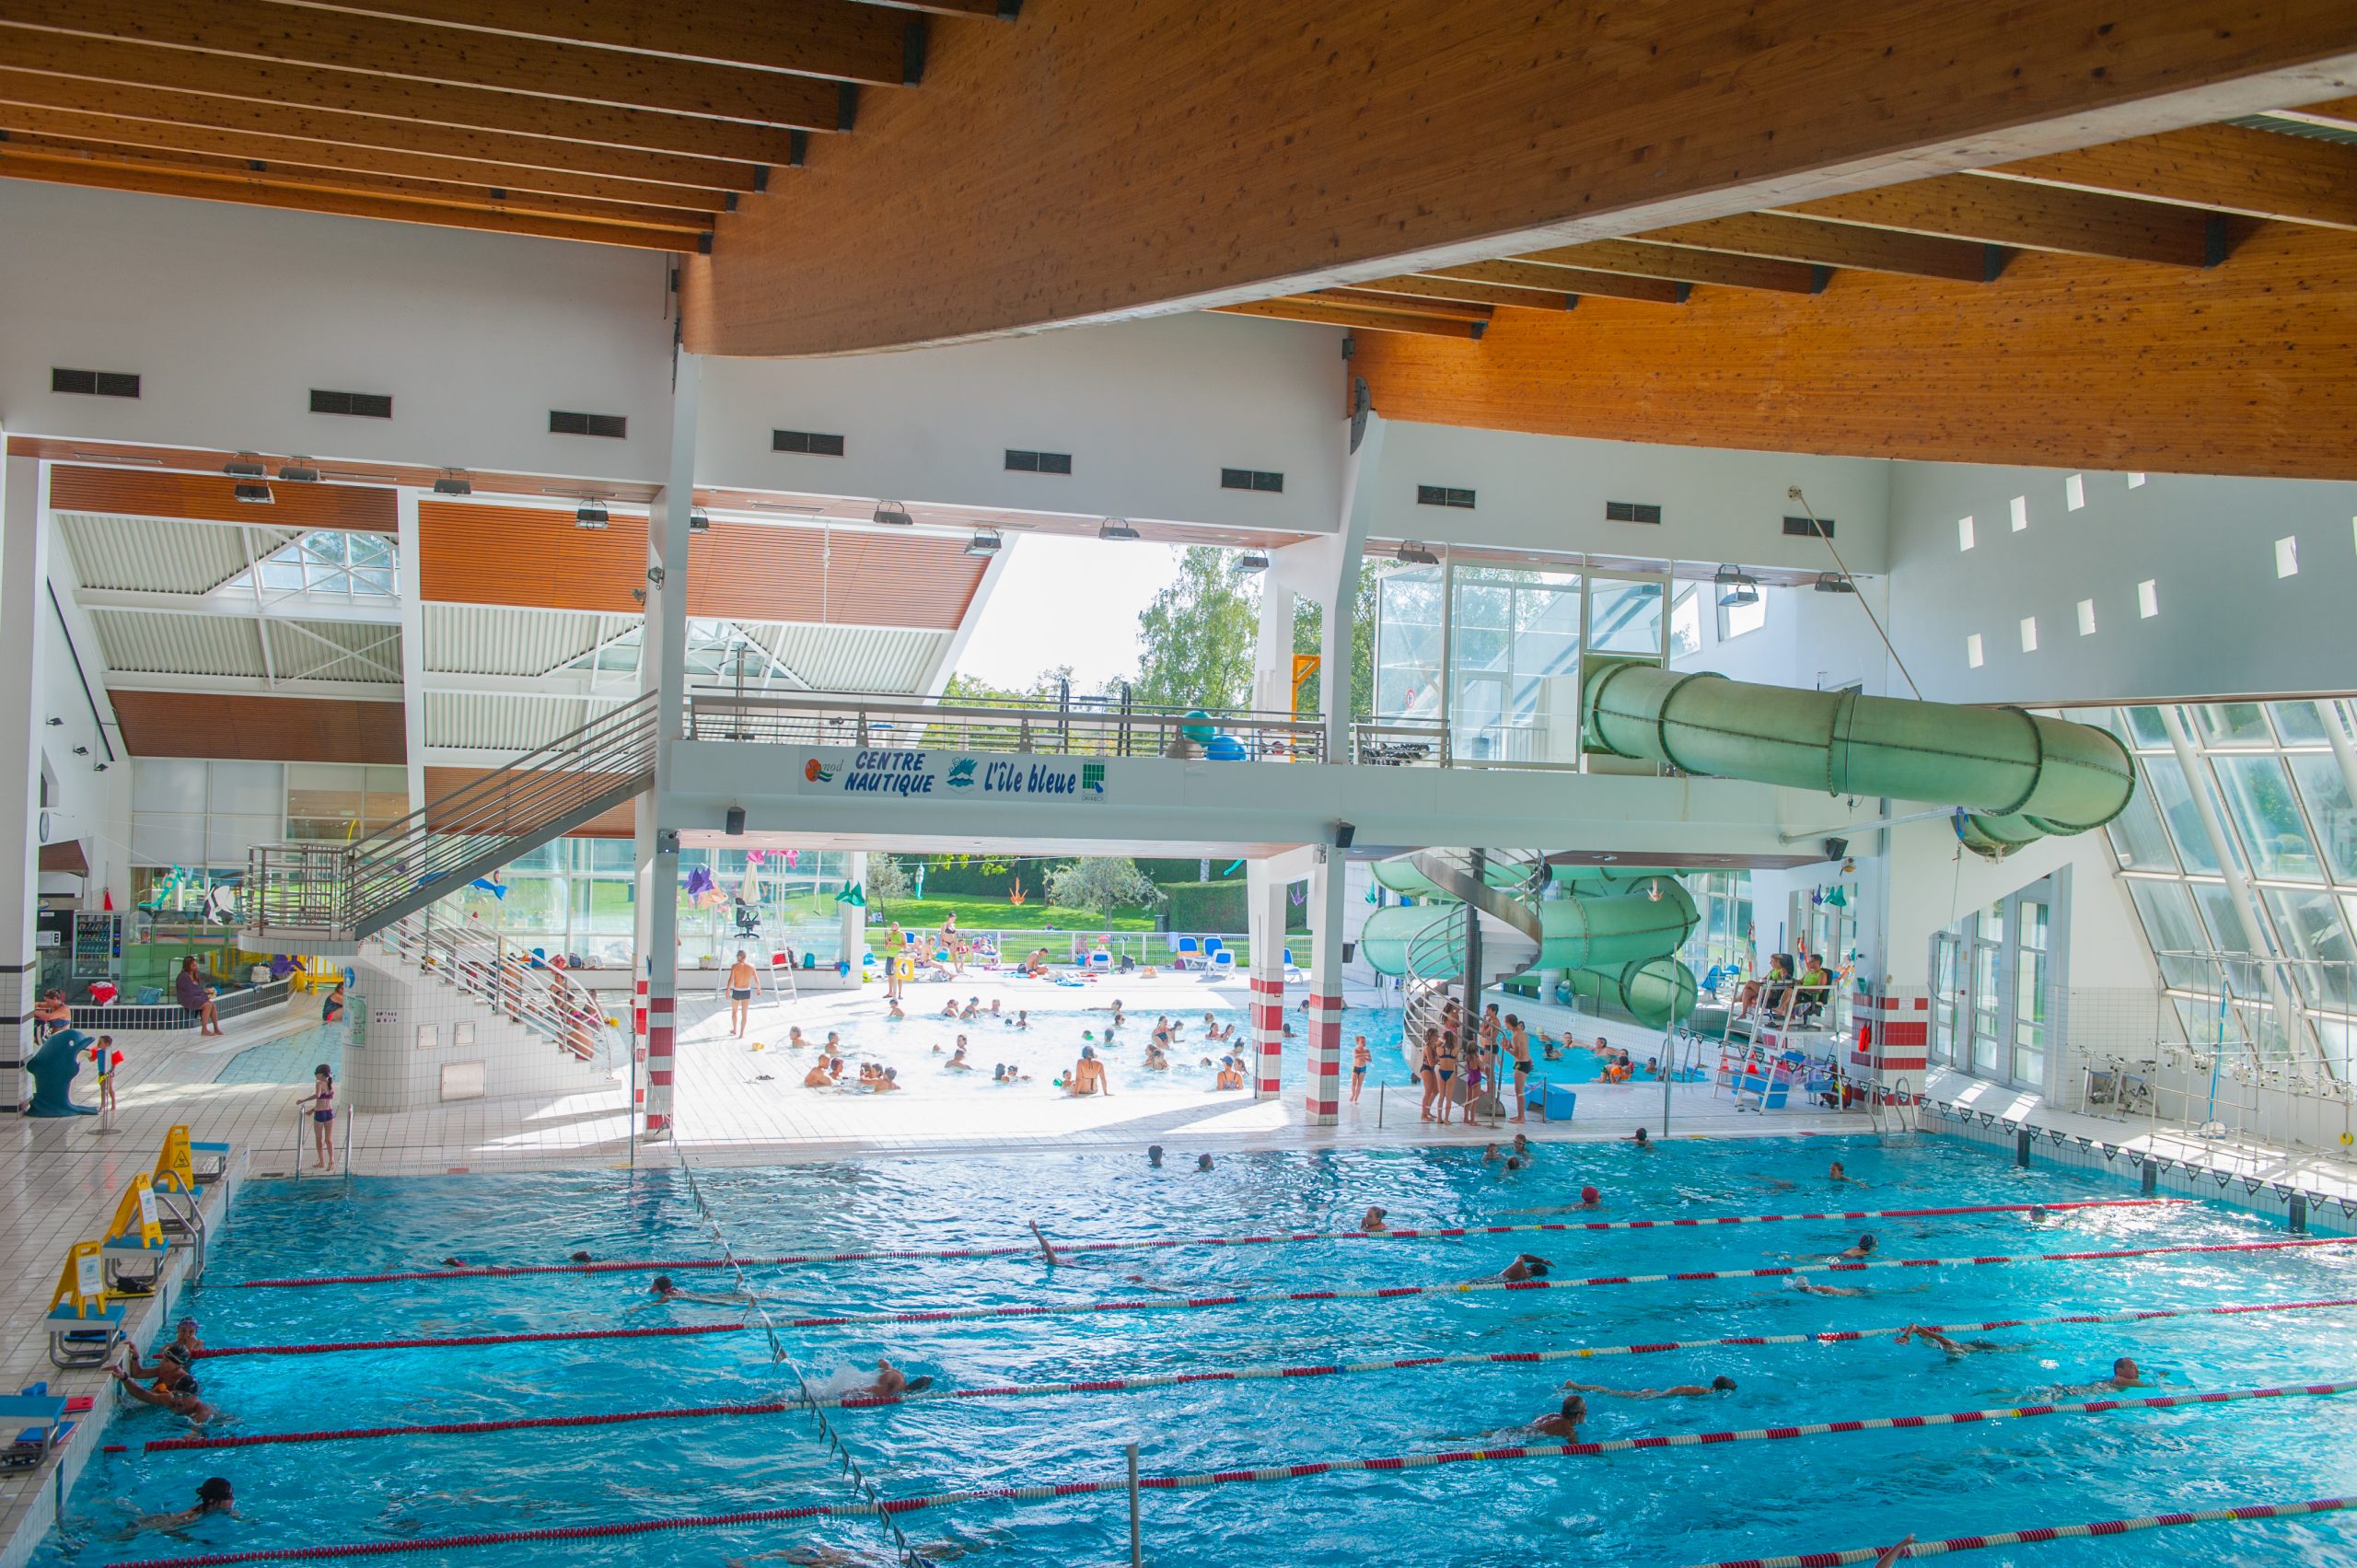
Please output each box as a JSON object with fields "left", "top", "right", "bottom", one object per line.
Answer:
{"left": 1305, "top": 851, "right": 1346, "bottom": 1127}
{"left": 1853, "top": 988, "right": 1929, "bottom": 1104}
{"left": 1246, "top": 863, "right": 1288, "bottom": 1101}
{"left": 638, "top": 830, "right": 683, "bottom": 1139}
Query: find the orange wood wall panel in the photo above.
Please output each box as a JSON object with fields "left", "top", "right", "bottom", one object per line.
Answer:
{"left": 685, "top": 522, "right": 985, "bottom": 630}
{"left": 424, "top": 768, "right": 634, "bottom": 837}
{"left": 111, "top": 691, "right": 406, "bottom": 762}
{"left": 1352, "top": 222, "right": 2357, "bottom": 482}
{"left": 418, "top": 501, "right": 644, "bottom": 612}
{"left": 49, "top": 467, "right": 396, "bottom": 530}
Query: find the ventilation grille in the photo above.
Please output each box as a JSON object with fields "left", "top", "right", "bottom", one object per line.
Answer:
{"left": 772, "top": 429, "right": 846, "bottom": 456}
{"left": 1005, "top": 448, "right": 1073, "bottom": 474}
{"left": 1417, "top": 484, "right": 1476, "bottom": 509}
{"left": 52, "top": 367, "right": 140, "bottom": 398}
{"left": 310, "top": 388, "right": 393, "bottom": 418}
{"left": 1606, "top": 500, "right": 1662, "bottom": 524}
{"left": 1782, "top": 515, "right": 1834, "bottom": 538}
{"left": 551, "top": 410, "right": 628, "bottom": 439}
{"left": 1221, "top": 468, "right": 1284, "bottom": 493}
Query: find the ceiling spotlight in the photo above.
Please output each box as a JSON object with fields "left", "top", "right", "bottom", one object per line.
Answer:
{"left": 575, "top": 498, "right": 610, "bottom": 529}
{"left": 233, "top": 481, "right": 274, "bottom": 505}
{"left": 277, "top": 458, "right": 321, "bottom": 483}
{"left": 71, "top": 745, "right": 88, "bottom": 756}
{"left": 1812, "top": 571, "right": 1857, "bottom": 594}
{"left": 1394, "top": 540, "right": 1439, "bottom": 566}
{"left": 45, "top": 716, "right": 62, "bottom": 726}
{"left": 93, "top": 761, "right": 108, "bottom": 772}
{"left": 965, "top": 528, "right": 1003, "bottom": 557}
{"left": 1231, "top": 550, "right": 1271, "bottom": 574}
{"left": 1097, "top": 517, "right": 1141, "bottom": 541}
{"left": 688, "top": 506, "right": 711, "bottom": 533}
{"left": 1714, "top": 564, "right": 1760, "bottom": 608}
{"left": 223, "top": 453, "right": 268, "bottom": 479}
{"left": 433, "top": 472, "right": 472, "bottom": 496}
{"left": 872, "top": 500, "right": 913, "bottom": 528}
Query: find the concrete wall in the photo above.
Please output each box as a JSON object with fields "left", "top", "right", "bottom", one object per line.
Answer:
{"left": 344, "top": 951, "right": 617, "bottom": 1111}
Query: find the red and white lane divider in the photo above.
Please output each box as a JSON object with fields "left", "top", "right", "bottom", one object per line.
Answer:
{"left": 230, "top": 1199, "right": 2189, "bottom": 1288}
{"left": 784, "top": 1235, "right": 2357, "bottom": 1330}
{"left": 1681, "top": 1493, "right": 2357, "bottom": 1568}
{"left": 189, "top": 1322, "right": 745, "bottom": 1361}
{"left": 128, "top": 1295, "right": 2357, "bottom": 1451}
{"left": 107, "top": 1381, "right": 2357, "bottom": 1568}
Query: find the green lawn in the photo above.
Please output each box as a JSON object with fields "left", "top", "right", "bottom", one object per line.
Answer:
{"left": 861, "top": 892, "right": 1160, "bottom": 944}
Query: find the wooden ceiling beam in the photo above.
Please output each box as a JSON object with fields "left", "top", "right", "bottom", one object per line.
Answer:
{"left": 0, "top": 0, "right": 852, "bottom": 127}
{"left": 1516, "top": 238, "right": 1824, "bottom": 294}
{"left": 1310, "top": 287, "right": 1494, "bottom": 323}
{"left": 855, "top": 0, "right": 1014, "bottom": 17}
{"left": 2260, "top": 94, "right": 2357, "bottom": 131}
{"left": 1633, "top": 213, "right": 2003, "bottom": 283}
{"left": 0, "top": 104, "right": 732, "bottom": 210}
{"left": 0, "top": 149, "right": 702, "bottom": 250}
{"left": 264, "top": 0, "right": 918, "bottom": 87}
{"left": 0, "top": 67, "right": 764, "bottom": 190}
{"left": 1425, "top": 260, "right": 1686, "bottom": 306}
{"left": 1978, "top": 122, "right": 2357, "bottom": 231}
{"left": 1347, "top": 275, "right": 1576, "bottom": 312}
{"left": 0, "top": 27, "right": 821, "bottom": 157}
{"left": 0, "top": 134, "right": 719, "bottom": 228}
{"left": 1780, "top": 174, "right": 2223, "bottom": 267}
{"left": 1208, "top": 298, "right": 1485, "bottom": 340}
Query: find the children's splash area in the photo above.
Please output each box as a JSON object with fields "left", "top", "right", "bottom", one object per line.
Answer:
{"left": 38, "top": 1133, "right": 2357, "bottom": 1568}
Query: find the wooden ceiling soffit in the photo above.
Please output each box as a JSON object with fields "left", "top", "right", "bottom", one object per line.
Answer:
{"left": 1781, "top": 174, "right": 2226, "bottom": 267}
{"left": 2258, "top": 94, "right": 2357, "bottom": 132}
{"left": 1424, "top": 261, "right": 1686, "bottom": 306}
{"left": 49, "top": 465, "right": 397, "bottom": 529}
{"left": 1977, "top": 122, "right": 2357, "bottom": 231}
{"left": 0, "top": 0, "right": 851, "bottom": 127}
{"left": 0, "top": 31, "right": 804, "bottom": 162}
{"left": 263, "top": 0, "right": 920, "bottom": 87}
{"left": 1346, "top": 275, "right": 1576, "bottom": 311}
{"left": 0, "top": 151, "right": 706, "bottom": 250}
{"left": 417, "top": 501, "right": 644, "bottom": 612}
{"left": 1309, "top": 287, "right": 1496, "bottom": 322}
{"left": 0, "top": 104, "right": 735, "bottom": 211}
{"left": 0, "top": 135, "right": 718, "bottom": 230}
{"left": 111, "top": 690, "right": 406, "bottom": 763}
{"left": 1207, "top": 298, "right": 1486, "bottom": 340}
{"left": 1633, "top": 213, "right": 2004, "bottom": 283}
{"left": 0, "top": 68, "right": 765, "bottom": 191}
{"left": 1515, "top": 239, "right": 1825, "bottom": 295}
{"left": 681, "top": 0, "right": 2357, "bottom": 354}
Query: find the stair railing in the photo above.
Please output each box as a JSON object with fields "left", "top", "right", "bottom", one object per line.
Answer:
{"left": 372, "top": 912, "right": 623, "bottom": 1069}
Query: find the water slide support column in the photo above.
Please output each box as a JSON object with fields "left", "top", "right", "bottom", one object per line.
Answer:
{"left": 635, "top": 349, "right": 700, "bottom": 1138}
{"left": 1306, "top": 847, "right": 1346, "bottom": 1127}
{"left": 1246, "top": 863, "right": 1287, "bottom": 1101}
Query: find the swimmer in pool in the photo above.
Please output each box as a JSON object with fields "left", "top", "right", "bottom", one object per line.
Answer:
{"left": 119, "top": 1476, "right": 237, "bottom": 1540}
{"left": 726, "top": 950, "right": 764, "bottom": 1039}
{"left": 1562, "top": 1376, "right": 1736, "bottom": 1400}
{"left": 113, "top": 1365, "right": 215, "bottom": 1426}
{"left": 1361, "top": 1206, "right": 1388, "bottom": 1233}
{"left": 629, "top": 1274, "right": 776, "bottom": 1311}
{"left": 886, "top": 999, "right": 904, "bottom": 1021}
{"left": 1029, "top": 1222, "right": 1182, "bottom": 1293}
{"left": 1493, "top": 1252, "right": 1552, "bottom": 1283}
{"left": 945, "top": 1044, "right": 971, "bottom": 1071}
{"left": 1786, "top": 1277, "right": 1872, "bottom": 1297}
{"left": 1575, "top": 1185, "right": 1603, "bottom": 1210}
{"left": 1531, "top": 1393, "right": 1585, "bottom": 1440}
{"left": 120, "top": 1319, "right": 204, "bottom": 1380}
{"left": 1481, "top": 1143, "right": 1503, "bottom": 1165}
{"left": 1895, "top": 1325, "right": 2007, "bottom": 1356}
{"left": 1196, "top": 1153, "right": 1214, "bottom": 1172}
{"left": 2058, "top": 1356, "right": 2160, "bottom": 1395}
{"left": 1629, "top": 1127, "right": 1652, "bottom": 1148}
{"left": 802, "top": 1059, "right": 834, "bottom": 1087}
{"left": 786, "top": 1026, "right": 807, "bottom": 1050}
{"left": 1829, "top": 1233, "right": 1876, "bottom": 1260}
{"left": 1829, "top": 1160, "right": 1864, "bottom": 1185}
{"left": 1871, "top": 1539, "right": 1916, "bottom": 1568}
{"left": 848, "top": 1358, "right": 934, "bottom": 1400}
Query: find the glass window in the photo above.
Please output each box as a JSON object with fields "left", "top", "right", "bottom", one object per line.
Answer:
{"left": 2123, "top": 705, "right": 2173, "bottom": 749}
{"left": 1374, "top": 564, "right": 1446, "bottom": 718}
{"left": 2263, "top": 889, "right": 2357, "bottom": 1014}
{"left": 132, "top": 758, "right": 207, "bottom": 814}
{"left": 2270, "top": 701, "right": 2332, "bottom": 747}
{"left": 2013, "top": 899, "right": 2049, "bottom": 1086}
{"left": 1589, "top": 578, "right": 1664, "bottom": 656}
{"left": 1669, "top": 585, "right": 1702, "bottom": 658}
{"left": 2191, "top": 702, "right": 2272, "bottom": 748}
{"left": 2212, "top": 755, "right": 2321, "bottom": 881}
{"left": 2103, "top": 772, "right": 2178, "bottom": 873}
{"left": 2289, "top": 755, "right": 2357, "bottom": 883}
{"left": 1716, "top": 588, "right": 1767, "bottom": 642}
{"left": 2127, "top": 879, "right": 2210, "bottom": 988}
{"left": 223, "top": 530, "right": 400, "bottom": 599}
{"left": 2192, "top": 881, "right": 2256, "bottom": 956}
{"left": 2142, "top": 760, "right": 2222, "bottom": 875}
{"left": 1445, "top": 564, "right": 1584, "bottom": 763}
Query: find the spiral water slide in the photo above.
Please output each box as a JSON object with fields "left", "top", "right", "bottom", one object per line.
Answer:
{"left": 1356, "top": 668, "right": 2134, "bottom": 1028}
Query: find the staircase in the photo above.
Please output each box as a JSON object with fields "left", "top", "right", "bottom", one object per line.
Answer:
{"left": 1398, "top": 847, "right": 1546, "bottom": 1114}
{"left": 369, "top": 911, "right": 624, "bottom": 1072}
{"left": 243, "top": 692, "right": 659, "bottom": 947}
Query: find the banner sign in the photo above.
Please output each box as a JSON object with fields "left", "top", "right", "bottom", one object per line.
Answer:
{"left": 807, "top": 750, "right": 1106, "bottom": 802}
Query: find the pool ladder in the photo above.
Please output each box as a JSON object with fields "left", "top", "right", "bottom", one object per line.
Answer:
{"left": 1867, "top": 1075, "right": 1920, "bottom": 1141}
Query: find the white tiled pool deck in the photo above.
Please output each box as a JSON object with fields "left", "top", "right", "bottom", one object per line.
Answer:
{"left": 13, "top": 974, "right": 2355, "bottom": 1565}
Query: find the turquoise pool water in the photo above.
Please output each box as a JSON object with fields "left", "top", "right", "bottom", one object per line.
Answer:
{"left": 44, "top": 1136, "right": 2357, "bottom": 1567}
{"left": 212, "top": 1025, "right": 344, "bottom": 1086}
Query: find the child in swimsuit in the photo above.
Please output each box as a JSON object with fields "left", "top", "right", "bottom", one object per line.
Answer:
{"left": 1435, "top": 1033, "right": 1459, "bottom": 1125}
{"left": 297, "top": 1064, "right": 336, "bottom": 1171}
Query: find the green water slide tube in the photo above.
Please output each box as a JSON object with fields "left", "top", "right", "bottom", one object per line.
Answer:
{"left": 1580, "top": 661, "right": 2135, "bottom": 859}
{"left": 1359, "top": 863, "right": 1701, "bottom": 1027}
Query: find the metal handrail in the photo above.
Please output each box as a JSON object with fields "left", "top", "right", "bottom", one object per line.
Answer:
{"left": 685, "top": 688, "right": 1325, "bottom": 762}
{"left": 374, "top": 912, "right": 621, "bottom": 1069}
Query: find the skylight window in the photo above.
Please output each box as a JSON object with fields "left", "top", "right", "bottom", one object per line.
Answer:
{"left": 222, "top": 530, "right": 396, "bottom": 598}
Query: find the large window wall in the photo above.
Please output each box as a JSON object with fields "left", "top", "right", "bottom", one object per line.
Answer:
{"left": 2082, "top": 697, "right": 2357, "bottom": 1074}
{"left": 1370, "top": 552, "right": 1670, "bottom": 766}
{"left": 1928, "top": 879, "right": 2058, "bottom": 1092}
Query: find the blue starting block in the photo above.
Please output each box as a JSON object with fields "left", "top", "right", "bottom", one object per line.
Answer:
{"left": 0, "top": 1385, "right": 74, "bottom": 1470}
{"left": 1539, "top": 1081, "right": 1577, "bottom": 1121}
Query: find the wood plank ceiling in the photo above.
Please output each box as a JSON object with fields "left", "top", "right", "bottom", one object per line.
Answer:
{"left": 0, "top": 0, "right": 1018, "bottom": 252}
{"left": 1224, "top": 103, "right": 2357, "bottom": 339}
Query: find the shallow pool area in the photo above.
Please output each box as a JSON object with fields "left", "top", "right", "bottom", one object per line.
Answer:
{"left": 42, "top": 1132, "right": 2357, "bottom": 1568}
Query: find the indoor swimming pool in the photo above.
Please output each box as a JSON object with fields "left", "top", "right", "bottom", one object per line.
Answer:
{"left": 47, "top": 1135, "right": 2357, "bottom": 1568}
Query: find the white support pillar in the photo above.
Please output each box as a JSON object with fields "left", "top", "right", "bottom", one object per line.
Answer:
{"left": 1321, "top": 411, "right": 1385, "bottom": 762}
{"left": 1245, "top": 862, "right": 1289, "bottom": 1100}
{"left": 393, "top": 487, "right": 427, "bottom": 813}
{"left": 0, "top": 455, "right": 48, "bottom": 1103}
{"left": 1251, "top": 571, "right": 1295, "bottom": 718}
{"left": 1305, "top": 846, "right": 1347, "bottom": 1126}
{"left": 636, "top": 350, "right": 702, "bottom": 1139}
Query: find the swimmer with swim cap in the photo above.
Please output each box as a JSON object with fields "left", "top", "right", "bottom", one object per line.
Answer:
{"left": 1577, "top": 1185, "right": 1603, "bottom": 1209}
{"left": 1563, "top": 1376, "right": 1736, "bottom": 1400}
{"left": 1531, "top": 1393, "right": 1585, "bottom": 1438}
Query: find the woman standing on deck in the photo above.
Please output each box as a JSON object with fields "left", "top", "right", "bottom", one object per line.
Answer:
{"left": 1418, "top": 1028, "right": 1443, "bottom": 1122}
{"left": 1434, "top": 1031, "right": 1461, "bottom": 1125}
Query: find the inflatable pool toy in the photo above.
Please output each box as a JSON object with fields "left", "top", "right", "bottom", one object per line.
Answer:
{"left": 749, "top": 1040, "right": 766, "bottom": 1051}
{"left": 1204, "top": 733, "right": 1247, "bottom": 761}
{"left": 1083, "top": 1030, "right": 1095, "bottom": 1040}
{"left": 1180, "top": 710, "right": 1214, "bottom": 742}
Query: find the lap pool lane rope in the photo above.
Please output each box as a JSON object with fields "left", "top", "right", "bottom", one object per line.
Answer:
{"left": 231, "top": 1199, "right": 2190, "bottom": 1287}
{"left": 107, "top": 1380, "right": 2357, "bottom": 1567}
{"left": 665, "top": 1147, "right": 935, "bottom": 1568}
{"left": 1678, "top": 1493, "right": 2357, "bottom": 1567}
{"left": 139, "top": 1295, "right": 2357, "bottom": 1450}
